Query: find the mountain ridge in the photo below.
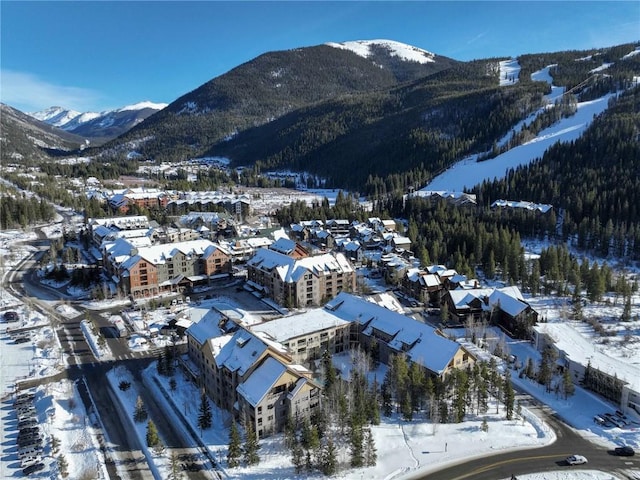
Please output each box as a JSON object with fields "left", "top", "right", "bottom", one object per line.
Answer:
{"left": 30, "top": 101, "right": 168, "bottom": 141}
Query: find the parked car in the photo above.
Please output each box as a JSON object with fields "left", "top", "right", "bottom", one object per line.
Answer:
{"left": 19, "top": 427, "right": 39, "bottom": 436}
{"left": 566, "top": 454, "right": 588, "bottom": 465}
{"left": 614, "top": 446, "right": 635, "bottom": 456}
{"left": 22, "top": 462, "right": 44, "bottom": 475}
{"left": 3, "top": 311, "right": 18, "bottom": 322}
{"left": 16, "top": 392, "right": 36, "bottom": 402}
{"left": 20, "top": 455, "right": 41, "bottom": 467}
{"left": 17, "top": 418, "right": 38, "bottom": 429}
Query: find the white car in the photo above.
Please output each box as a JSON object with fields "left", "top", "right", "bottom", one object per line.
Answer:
{"left": 566, "top": 454, "right": 588, "bottom": 465}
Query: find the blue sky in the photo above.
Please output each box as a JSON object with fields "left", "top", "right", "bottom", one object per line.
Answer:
{"left": 1, "top": 1, "right": 638, "bottom": 113}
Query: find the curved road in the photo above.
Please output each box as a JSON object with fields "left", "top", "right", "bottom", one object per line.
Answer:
{"left": 414, "top": 402, "right": 637, "bottom": 479}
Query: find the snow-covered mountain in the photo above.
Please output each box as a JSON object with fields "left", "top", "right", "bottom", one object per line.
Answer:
{"left": 30, "top": 101, "right": 167, "bottom": 141}
{"left": 325, "top": 39, "right": 436, "bottom": 64}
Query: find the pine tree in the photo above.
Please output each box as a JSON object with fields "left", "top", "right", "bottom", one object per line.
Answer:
{"left": 227, "top": 422, "right": 242, "bottom": 468}
{"left": 537, "top": 346, "right": 557, "bottom": 392}
{"left": 503, "top": 370, "right": 515, "bottom": 420}
{"left": 198, "top": 393, "right": 212, "bottom": 431}
{"left": 284, "top": 414, "right": 296, "bottom": 449}
{"left": 157, "top": 345, "right": 167, "bottom": 376}
{"left": 58, "top": 454, "right": 69, "bottom": 478}
{"left": 322, "top": 349, "right": 337, "bottom": 397}
{"left": 364, "top": 427, "right": 377, "bottom": 467}
{"left": 133, "top": 396, "right": 148, "bottom": 423}
{"left": 481, "top": 417, "right": 489, "bottom": 432}
{"left": 562, "top": 369, "right": 575, "bottom": 399}
{"left": 401, "top": 391, "right": 413, "bottom": 421}
{"left": 524, "top": 357, "right": 536, "bottom": 379}
{"left": 349, "top": 423, "right": 364, "bottom": 468}
{"left": 368, "top": 380, "right": 381, "bottom": 425}
{"left": 621, "top": 296, "right": 632, "bottom": 322}
{"left": 320, "top": 437, "right": 338, "bottom": 475}
{"left": 243, "top": 421, "right": 260, "bottom": 466}
{"left": 291, "top": 436, "right": 305, "bottom": 474}
{"left": 168, "top": 452, "right": 183, "bottom": 480}
{"left": 146, "top": 420, "right": 160, "bottom": 448}
{"left": 381, "top": 380, "right": 393, "bottom": 417}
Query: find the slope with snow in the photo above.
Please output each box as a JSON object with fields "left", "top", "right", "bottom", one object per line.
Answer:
{"left": 326, "top": 39, "right": 435, "bottom": 64}
{"left": 424, "top": 74, "right": 614, "bottom": 192}
{"left": 29, "top": 106, "right": 81, "bottom": 127}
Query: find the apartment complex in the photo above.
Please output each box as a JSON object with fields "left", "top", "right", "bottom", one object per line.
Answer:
{"left": 325, "top": 293, "right": 476, "bottom": 378}
{"left": 246, "top": 248, "right": 356, "bottom": 307}
{"left": 108, "top": 239, "right": 231, "bottom": 297}
{"left": 185, "top": 316, "right": 321, "bottom": 438}
{"left": 251, "top": 308, "right": 354, "bottom": 365}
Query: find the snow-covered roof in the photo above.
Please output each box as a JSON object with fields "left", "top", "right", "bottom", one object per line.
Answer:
{"left": 89, "top": 215, "right": 150, "bottom": 229}
{"left": 325, "top": 292, "right": 463, "bottom": 375}
{"left": 448, "top": 286, "right": 530, "bottom": 317}
{"left": 236, "top": 356, "right": 287, "bottom": 407}
{"left": 406, "top": 268, "right": 441, "bottom": 288}
{"left": 208, "top": 330, "right": 262, "bottom": 376}
{"left": 185, "top": 309, "right": 223, "bottom": 345}
{"left": 247, "top": 248, "right": 353, "bottom": 283}
{"left": 491, "top": 199, "right": 553, "bottom": 213}
{"left": 126, "top": 239, "right": 216, "bottom": 266}
{"left": 251, "top": 309, "right": 351, "bottom": 343}
{"left": 270, "top": 237, "right": 296, "bottom": 255}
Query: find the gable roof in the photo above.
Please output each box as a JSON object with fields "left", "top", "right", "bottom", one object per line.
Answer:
{"left": 236, "top": 356, "right": 287, "bottom": 407}
{"left": 185, "top": 309, "right": 224, "bottom": 345}
{"left": 325, "top": 292, "right": 464, "bottom": 375}
{"left": 247, "top": 248, "right": 353, "bottom": 283}
{"left": 448, "top": 286, "right": 530, "bottom": 317}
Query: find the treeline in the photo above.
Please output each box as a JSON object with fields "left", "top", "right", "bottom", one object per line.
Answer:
{"left": 274, "top": 191, "right": 368, "bottom": 226}
{"left": 0, "top": 191, "right": 55, "bottom": 229}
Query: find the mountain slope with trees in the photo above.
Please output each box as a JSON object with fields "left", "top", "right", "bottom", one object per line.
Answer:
{"left": 100, "top": 42, "right": 458, "bottom": 163}
{"left": 0, "top": 103, "right": 86, "bottom": 163}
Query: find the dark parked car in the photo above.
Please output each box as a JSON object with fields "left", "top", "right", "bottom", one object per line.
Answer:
{"left": 22, "top": 462, "right": 44, "bottom": 475}
{"left": 614, "top": 446, "right": 635, "bottom": 456}
{"left": 17, "top": 419, "right": 38, "bottom": 429}
{"left": 3, "top": 311, "right": 18, "bottom": 322}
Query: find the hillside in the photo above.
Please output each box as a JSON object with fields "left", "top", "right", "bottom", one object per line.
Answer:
{"left": 103, "top": 41, "right": 457, "bottom": 162}
{"left": 0, "top": 104, "right": 85, "bottom": 163}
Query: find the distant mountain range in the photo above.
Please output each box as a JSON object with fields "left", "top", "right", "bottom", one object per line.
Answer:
{"left": 29, "top": 101, "right": 167, "bottom": 142}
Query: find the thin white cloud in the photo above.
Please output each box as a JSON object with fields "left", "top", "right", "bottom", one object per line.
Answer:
{"left": 0, "top": 70, "right": 102, "bottom": 113}
{"left": 467, "top": 31, "right": 487, "bottom": 46}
